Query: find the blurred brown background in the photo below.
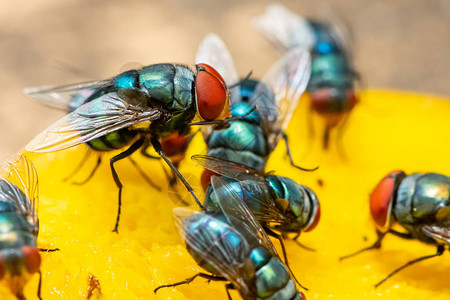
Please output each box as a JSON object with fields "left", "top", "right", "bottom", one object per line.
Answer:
{"left": 1, "top": 0, "right": 449, "bottom": 161}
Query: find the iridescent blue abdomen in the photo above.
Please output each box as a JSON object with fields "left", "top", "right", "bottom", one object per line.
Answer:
{"left": 183, "top": 212, "right": 248, "bottom": 275}
{"left": 183, "top": 212, "right": 301, "bottom": 300}
{"left": 206, "top": 102, "right": 267, "bottom": 171}
{"left": 0, "top": 180, "right": 37, "bottom": 275}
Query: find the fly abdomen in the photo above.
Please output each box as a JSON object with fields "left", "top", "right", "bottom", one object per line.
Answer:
{"left": 86, "top": 128, "right": 137, "bottom": 152}
{"left": 184, "top": 212, "right": 248, "bottom": 275}
{"left": 206, "top": 102, "right": 267, "bottom": 171}
{"left": 0, "top": 212, "right": 36, "bottom": 249}
{"left": 249, "top": 247, "right": 297, "bottom": 300}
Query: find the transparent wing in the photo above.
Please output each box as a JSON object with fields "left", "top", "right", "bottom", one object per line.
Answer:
{"left": 193, "top": 155, "right": 288, "bottom": 225}
{"left": 195, "top": 33, "right": 240, "bottom": 105}
{"left": 173, "top": 207, "right": 251, "bottom": 295}
{"left": 422, "top": 225, "right": 450, "bottom": 245}
{"left": 26, "top": 90, "right": 161, "bottom": 152}
{"left": 0, "top": 155, "right": 38, "bottom": 227}
{"left": 249, "top": 47, "right": 311, "bottom": 151}
{"left": 252, "top": 4, "right": 315, "bottom": 53}
{"left": 317, "top": 3, "right": 355, "bottom": 62}
{"left": 422, "top": 207, "right": 450, "bottom": 245}
{"left": 210, "top": 176, "right": 278, "bottom": 257}
{"left": 192, "top": 154, "right": 265, "bottom": 181}
{"left": 23, "top": 79, "right": 112, "bottom": 111}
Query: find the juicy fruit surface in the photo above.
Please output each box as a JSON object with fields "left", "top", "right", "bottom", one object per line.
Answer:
{"left": 4, "top": 90, "right": 450, "bottom": 299}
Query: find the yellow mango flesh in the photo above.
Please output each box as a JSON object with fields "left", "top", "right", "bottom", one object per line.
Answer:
{"left": 2, "top": 90, "right": 449, "bottom": 299}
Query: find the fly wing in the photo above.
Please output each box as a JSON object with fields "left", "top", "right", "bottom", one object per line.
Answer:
{"left": 191, "top": 154, "right": 265, "bottom": 181}
{"left": 0, "top": 155, "right": 39, "bottom": 228}
{"left": 249, "top": 47, "right": 310, "bottom": 152}
{"left": 26, "top": 90, "right": 161, "bottom": 152}
{"left": 422, "top": 207, "right": 450, "bottom": 245}
{"left": 317, "top": 4, "right": 355, "bottom": 62}
{"left": 252, "top": 4, "right": 315, "bottom": 53}
{"left": 195, "top": 33, "right": 241, "bottom": 105}
{"left": 173, "top": 207, "right": 251, "bottom": 295}
{"left": 210, "top": 176, "right": 279, "bottom": 257}
{"left": 23, "top": 79, "right": 113, "bottom": 111}
{"left": 237, "top": 179, "right": 289, "bottom": 225}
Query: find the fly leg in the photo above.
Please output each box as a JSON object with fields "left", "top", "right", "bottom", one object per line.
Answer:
{"left": 388, "top": 229, "right": 414, "bottom": 240}
{"left": 111, "top": 139, "right": 145, "bottom": 233}
{"left": 282, "top": 132, "right": 318, "bottom": 171}
{"left": 225, "top": 283, "right": 236, "bottom": 300}
{"left": 323, "top": 125, "right": 331, "bottom": 150}
{"left": 38, "top": 248, "right": 60, "bottom": 252}
{"left": 37, "top": 270, "right": 42, "bottom": 300}
{"left": 340, "top": 230, "right": 386, "bottom": 260}
{"left": 335, "top": 113, "right": 351, "bottom": 161}
{"left": 63, "top": 150, "right": 101, "bottom": 185}
{"left": 375, "top": 244, "right": 445, "bottom": 288}
{"left": 141, "top": 147, "right": 188, "bottom": 205}
{"left": 128, "top": 156, "right": 161, "bottom": 191}
{"left": 301, "top": 107, "right": 315, "bottom": 158}
{"left": 72, "top": 156, "right": 102, "bottom": 185}
{"left": 153, "top": 273, "right": 227, "bottom": 294}
{"left": 291, "top": 233, "right": 316, "bottom": 252}
{"left": 265, "top": 228, "right": 308, "bottom": 291}
{"left": 151, "top": 138, "right": 204, "bottom": 211}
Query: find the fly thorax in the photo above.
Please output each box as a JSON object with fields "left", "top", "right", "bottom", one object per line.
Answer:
{"left": 138, "top": 64, "right": 194, "bottom": 110}
{"left": 267, "top": 176, "right": 307, "bottom": 229}
{"left": 308, "top": 21, "right": 341, "bottom": 55}
{"left": 238, "top": 79, "right": 259, "bottom": 103}
{"left": 395, "top": 173, "right": 450, "bottom": 225}
{"left": 231, "top": 103, "right": 262, "bottom": 124}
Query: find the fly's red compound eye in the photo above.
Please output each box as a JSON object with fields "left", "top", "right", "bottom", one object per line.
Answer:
{"left": 300, "top": 291, "right": 306, "bottom": 300}
{"left": 370, "top": 170, "right": 405, "bottom": 230}
{"left": 195, "top": 63, "right": 228, "bottom": 121}
{"left": 304, "top": 203, "right": 320, "bottom": 232}
{"left": 22, "top": 246, "right": 41, "bottom": 274}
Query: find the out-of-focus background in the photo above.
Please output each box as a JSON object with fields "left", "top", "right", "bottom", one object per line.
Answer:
{"left": 1, "top": 0, "right": 449, "bottom": 161}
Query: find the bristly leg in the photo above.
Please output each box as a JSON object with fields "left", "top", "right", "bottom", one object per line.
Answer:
{"left": 375, "top": 245, "right": 445, "bottom": 288}
{"left": 335, "top": 113, "right": 351, "bottom": 161}
{"left": 63, "top": 150, "right": 91, "bottom": 183}
{"left": 323, "top": 126, "right": 331, "bottom": 150}
{"left": 72, "top": 156, "right": 102, "bottom": 185}
{"left": 265, "top": 227, "right": 308, "bottom": 291}
{"left": 150, "top": 138, "right": 205, "bottom": 211}
{"left": 291, "top": 233, "right": 316, "bottom": 252}
{"left": 110, "top": 139, "right": 145, "bottom": 233}
{"left": 37, "top": 270, "right": 42, "bottom": 300}
{"left": 340, "top": 230, "right": 386, "bottom": 260}
{"left": 282, "top": 132, "right": 318, "bottom": 172}
{"left": 153, "top": 272, "right": 227, "bottom": 294}
{"left": 225, "top": 283, "right": 235, "bottom": 300}
{"left": 38, "top": 248, "right": 60, "bottom": 252}
{"left": 128, "top": 156, "right": 161, "bottom": 191}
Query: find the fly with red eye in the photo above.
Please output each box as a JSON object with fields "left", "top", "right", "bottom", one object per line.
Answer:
{"left": 24, "top": 60, "right": 238, "bottom": 233}
{"left": 0, "top": 155, "right": 60, "bottom": 300}
{"left": 341, "top": 170, "right": 450, "bottom": 287}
